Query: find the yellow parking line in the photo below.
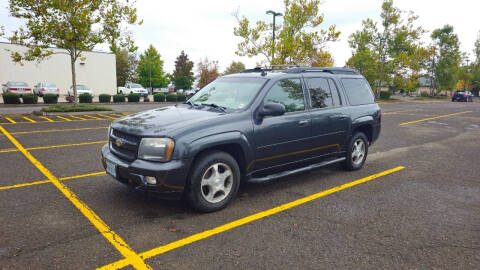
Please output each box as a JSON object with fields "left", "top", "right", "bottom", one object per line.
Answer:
{"left": 23, "top": 116, "right": 37, "bottom": 123}
{"left": 56, "top": 115, "right": 72, "bottom": 122}
{"left": 98, "top": 166, "right": 405, "bottom": 270}
{"left": 39, "top": 116, "right": 54, "bottom": 122}
{"left": 11, "top": 126, "right": 108, "bottom": 135}
{"left": 69, "top": 115, "right": 88, "bottom": 120}
{"left": 5, "top": 117, "right": 16, "bottom": 123}
{"left": 121, "top": 112, "right": 130, "bottom": 115}
{"left": 0, "top": 125, "right": 151, "bottom": 269}
{"left": 0, "top": 171, "right": 106, "bottom": 191}
{"left": 399, "top": 111, "right": 472, "bottom": 126}
{"left": 83, "top": 114, "right": 103, "bottom": 120}
{"left": 0, "top": 140, "right": 107, "bottom": 153}
{"left": 98, "top": 114, "right": 116, "bottom": 119}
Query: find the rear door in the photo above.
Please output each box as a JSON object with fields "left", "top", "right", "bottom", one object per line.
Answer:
{"left": 252, "top": 78, "right": 312, "bottom": 171}
{"left": 304, "top": 77, "right": 350, "bottom": 157}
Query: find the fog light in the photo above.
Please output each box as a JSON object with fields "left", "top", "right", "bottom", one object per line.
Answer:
{"left": 145, "top": 176, "right": 157, "bottom": 185}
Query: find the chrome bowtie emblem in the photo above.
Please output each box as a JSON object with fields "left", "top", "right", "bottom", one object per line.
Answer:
{"left": 115, "top": 139, "right": 123, "bottom": 147}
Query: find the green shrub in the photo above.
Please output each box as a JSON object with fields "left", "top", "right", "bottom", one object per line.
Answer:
{"left": 43, "top": 94, "right": 58, "bottom": 104}
{"left": 176, "top": 93, "right": 186, "bottom": 102}
{"left": 127, "top": 93, "right": 140, "bottom": 102}
{"left": 113, "top": 94, "right": 125, "bottom": 103}
{"left": 166, "top": 93, "right": 177, "bottom": 102}
{"left": 420, "top": 91, "right": 429, "bottom": 97}
{"left": 153, "top": 93, "right": 165, "bottom": 102}
{"left": 379, "top": 91, "right": 391, "bottom": 100}
{"left": 79, "top": 93, "right": 93, "bottom": 103}
{"left": 99, "top": 94, "right": 111, "bottom": 103}
{"left": 2, "top": 92, "right": 21, "bottom": 104}
{"left": 22, "top": 94, "right": 38, "bottom": 104}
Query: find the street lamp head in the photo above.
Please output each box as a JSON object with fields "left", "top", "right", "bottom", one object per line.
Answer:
{"left": 266, "top": 10, "right": 275, "bottom": 15}
{"left": 266, "top": 10, "right": 283, "bottom": 17}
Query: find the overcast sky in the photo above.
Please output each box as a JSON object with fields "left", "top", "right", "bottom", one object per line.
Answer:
{"left": 1, "top": 0, "right": 479, "bottom": 73}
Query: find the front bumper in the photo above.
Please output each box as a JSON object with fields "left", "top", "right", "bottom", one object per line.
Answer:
{"left": 101, "top": 144, "right": 190, "bottom": 199}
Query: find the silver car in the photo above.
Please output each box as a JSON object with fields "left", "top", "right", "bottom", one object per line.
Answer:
{"left": 68, "top": 84, "right": 94, "bottom": 97}
{"left": 2, "top": 81, "right": 33, "bottom": 96}
{"left": 34, "top": 82, "right": 59, "bottom": 97}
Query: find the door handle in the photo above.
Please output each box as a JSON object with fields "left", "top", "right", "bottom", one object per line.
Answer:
{"left": 298, "top": 120, "right": 310, "bottom": 126}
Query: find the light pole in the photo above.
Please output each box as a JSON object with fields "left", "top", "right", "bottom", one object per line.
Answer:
{"left": 148, "top": 54, "right": 152, "bottom": 91}
{"left": 377, "top": 36, "right": 386, "bottom": 98}
{"left": 266, "top": 10, "right": 282, "bottom": 64}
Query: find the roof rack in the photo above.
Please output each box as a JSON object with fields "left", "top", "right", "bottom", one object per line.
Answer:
{"left": 283, "top": 67, "right": 359, "bottom": 75}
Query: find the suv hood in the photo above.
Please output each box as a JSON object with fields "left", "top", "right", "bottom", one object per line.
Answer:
{"left": 111, "top": 105, "right": 224, "bottom": 136}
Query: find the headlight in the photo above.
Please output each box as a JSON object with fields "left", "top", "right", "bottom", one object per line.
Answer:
{"left": 107, "top": 126, "right": 111, "bottom": 139}
{"left": 138, "top": 138, "right": 175, "bottom": 162}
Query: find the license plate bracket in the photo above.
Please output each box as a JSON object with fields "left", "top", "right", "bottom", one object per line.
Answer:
{"left": 106, "top": 159, "right": 117, "bottom": 178}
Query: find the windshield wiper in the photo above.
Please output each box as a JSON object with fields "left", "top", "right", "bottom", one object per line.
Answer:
{"left": 201, "top": 103, "right": 228, "bottom": 113}
{"left": 185, "top": 100, "right": 197, "bottom": 107}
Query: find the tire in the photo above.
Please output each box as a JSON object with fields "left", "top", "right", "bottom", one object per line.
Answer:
{"left": 342, "top": 132, "right": 369, "bottom": 171}
{"left": 186, "top": 150, "right": 241, "bottom": 212}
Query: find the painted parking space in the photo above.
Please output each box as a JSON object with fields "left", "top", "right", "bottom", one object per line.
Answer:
{"left": 0, "top": 112, "right": 130, "bottom": 125}
{"left": 0, "top": 102, "right": 479, "bottom": 269}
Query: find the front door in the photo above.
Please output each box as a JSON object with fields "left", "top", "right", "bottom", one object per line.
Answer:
{"left": 252, "top": 78, "right": 311, "bottom": 172}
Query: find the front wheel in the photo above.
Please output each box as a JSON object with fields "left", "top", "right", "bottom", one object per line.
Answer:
{"left": 342, "top": 132, "right": 369, "bottom": 171}
{"left": 186, "top": 151, "right": 240, "bottom": 212}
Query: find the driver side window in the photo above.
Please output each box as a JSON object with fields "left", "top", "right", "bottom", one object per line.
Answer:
{"left": 263, "top": 79, "right": 305, "bottom": 113}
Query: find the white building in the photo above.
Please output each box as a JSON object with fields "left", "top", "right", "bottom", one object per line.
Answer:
{"left": 0, "top": 42, "right": 116, "bottom": 96}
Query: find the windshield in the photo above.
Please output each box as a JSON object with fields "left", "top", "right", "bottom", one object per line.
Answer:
{"left": 43, "top": 83, "right": 56, "bottom": 87}
{"left": 189, "top": 77, "right": 267, "bottom": 110}
{"left": 130, "top": 83, "right": 143, "bottom": 88}
{"left": 75, "top": 85, "right": 89, "bottom": 90}
{"left": 11, "top": 82, "right": 28, "bottom": 86}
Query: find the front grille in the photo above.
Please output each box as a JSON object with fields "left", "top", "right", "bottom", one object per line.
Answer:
{"left": 109, "top": 128, "right": 141, "bottom": 161}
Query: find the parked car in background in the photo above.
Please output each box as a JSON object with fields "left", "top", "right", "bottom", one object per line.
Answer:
{"left": 2, "top": 82, "right": 32, "bottom": 96}
{"left": 119, "top": 83, "right": 148, "bottom": 97}
{"left": 176, "top": 89, "right": 184, "bottom": 94}
{"left": 153, "top": 88, "right": 169, "bottom": 94}
{"left": 452, "top": 90, "right": 474, "bottom": 102}
{"left": 184, "top": 89, "right": 196, "bottom": 96}
{"left": 68, "top": 84, "right": 94, "bottom": 97}
{"left": 102, "top": 66, "right": 381, "bottom": 212}
{"left": 34, "top": 82, "right": 59, "bottom": 97}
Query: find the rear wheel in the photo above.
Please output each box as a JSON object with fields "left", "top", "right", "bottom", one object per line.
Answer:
{"left": 186, "top": 151, "right": 240, "bottom": 212}
{"left": 342, "top": 132, "right": 369, "bottom": 171}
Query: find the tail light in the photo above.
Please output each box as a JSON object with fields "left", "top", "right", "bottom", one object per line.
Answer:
{"left": 25, "top": 88, "right": 31, "bottom": 91}
{"left": 56, "top": 88, "right": 60, "bottom": 92}
{"left": 41, "top": 88, "right": 45, "bottom": 92}
{"left": 9, "top": 87, "right": 17, "bottom": 91}
{"left": 464, "top": 94, "right": 467, "bottom": 97}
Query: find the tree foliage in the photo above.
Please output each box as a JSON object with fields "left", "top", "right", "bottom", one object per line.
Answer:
{"left": 223, "top": 61, "right": 246, "bottom": 75}
{"left": 172, "top": 51, "right": 194, "bottom": 90}
{"left": 346, "top": 0, "right": 430, "bottom": 94}
{"left": 233, "top": 0, "right": 340, "bottom": 66}
{"left": 197, "top": 58, "right": 220, "bottom": 89}
{"left": 137, "top": 45, "right": 169, "bottom": 89}
{"left": 431, "top": 25, "right": 461, "bottom": 92}
{"left": 7, "top": 0, "right": 140, "bottom": 104}
{"left": 116, "top": 49, "right": 138, "bottom": 87}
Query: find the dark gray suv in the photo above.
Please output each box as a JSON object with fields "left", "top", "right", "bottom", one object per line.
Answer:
{"left": 101, "top": 67, "right": 381, "bottom": 212}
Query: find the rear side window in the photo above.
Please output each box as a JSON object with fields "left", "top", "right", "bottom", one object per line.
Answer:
{"left": 305, "top": 78, "right": 333, "bottom": 108}
{"left": 341, "top": 78, "right": 374, "bottom": 105}
{"left": 264, "top": 79, "right": 305, "bottom": 113}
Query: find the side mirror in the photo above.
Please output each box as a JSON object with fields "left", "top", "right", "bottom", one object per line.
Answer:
{"left": 260, "top": 102, "right": 286, "bottom": 117}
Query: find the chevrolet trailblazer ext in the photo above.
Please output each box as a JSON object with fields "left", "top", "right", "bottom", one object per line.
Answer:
{"left": 102, "top": 67, "right": 381, "bottom": 212}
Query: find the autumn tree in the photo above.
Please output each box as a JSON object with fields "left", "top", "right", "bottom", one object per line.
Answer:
{"left": 115, "top": 49, "right": 139, "bottom": 87}
{"left": 172, "top": 51, "right": 194, "bottom": 90}
{"left": 431, "top": 25, "right": 461, "bottom": 94}
{"left": 347, "top": 0, "right": 429, "bottom": 95}
{"left": 233, "top": 0, "right": 340, "bottom": 66}
{"left": 137, "top": 45, "right": 169, "bottom": 89}
{"left": 7, "top": 0, "right": 141, "bottom": 104}
{"left": 472, "top": 31, "right": 480, "bottom": 95}
{"left": 197, "top": 58, "right": 220, "bottom": 89}
{"left": 223, "top": 61, "right": 246, "bottom": 75}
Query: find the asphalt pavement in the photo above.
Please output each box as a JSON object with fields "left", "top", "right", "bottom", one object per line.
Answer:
{"left": 0, "top": 100, "right": 479, "bottom": 269}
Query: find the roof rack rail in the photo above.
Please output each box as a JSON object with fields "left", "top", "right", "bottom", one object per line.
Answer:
{"left": 283, "top": 67, "right": 359, "bottom": 75}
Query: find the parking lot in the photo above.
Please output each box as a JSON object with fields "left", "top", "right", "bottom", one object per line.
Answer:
{"left": 1, "top": 100, "right": 479, "bottom": 269}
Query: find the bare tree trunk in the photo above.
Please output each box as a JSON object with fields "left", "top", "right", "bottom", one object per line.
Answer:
{"left": 70, "top": 52, "right": 78, "bottom": 105}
